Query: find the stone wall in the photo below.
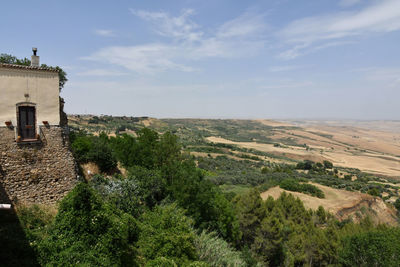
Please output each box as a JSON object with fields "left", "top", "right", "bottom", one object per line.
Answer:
{"left": 0, "top": 126, "right": 78, "bottom": 205}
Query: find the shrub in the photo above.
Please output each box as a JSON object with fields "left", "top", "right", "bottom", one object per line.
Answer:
{"left": 127, "top": 166, "right": 167, "bottom": 209}
{"left": 344, "top": 174, "right": 352, "bottom": 181}
{"left": 195, "top": 231, "right": 246, "bottom": 267}
{"left": 70, "top": 133, "right": 117, "bottom": 173}
{"left": 137, "top": 203, "right": 198, "bottom": 266}
{"left": 339, "top": 228, "right": 400, "bottom": 267}
{"left": 279, "top": 179, "right": 325, "bottom": 198}
{"left": 87, "top": 135, "right": 117, "bottom": 172}
{"left": 17, "top": 205, "right": 55, "bottom": 243}
{"left": 93, "top": 177, "right": 144, "bottom": 218}
{"left": 171, "top": 166, "right": 241, "bottom": 243}
{"left": 323, "top": 160, "right": 333, "bottom": 169}
{"left": 38, "top": 183, "right": 138, "bottom": 266}
{"left": 296, "top": 160, "right": 314, "bottom": 170}
{"left": 367, "top": 188, "right": 380, "bottom": 197}
{"left": 394, "top": 199, "right": 400, "bottom": 212}
{"left": 145, "top": 257, "right": 177, "bottom": 267}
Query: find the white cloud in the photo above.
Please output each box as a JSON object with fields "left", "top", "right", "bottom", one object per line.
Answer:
{"left": 339, "top": 0, "right": 362, "bottom": 7}
{"left": 85, "top": 9, "right": 268, "bottom": 74}
{"left": 84, "top": 44, "right": 195, "bottom": 74}
{"left": 94, "top": 29, "right": 115, "bottom": 37}
{"left": 278, "top": 40, "right": 354, "bottom": 60}
{"left": 279, "top": 0, "right": 400, "bottom": 58}
{"left": 217, "top": 12, "right": 268, "bottom": 38}
{"left": 130, "top": 8, "right": 202, "bottom": 42}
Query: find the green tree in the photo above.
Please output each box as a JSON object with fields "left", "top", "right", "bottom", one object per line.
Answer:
{"left": 339, "top": 228, "right": 400, "bottom": 267}
{"left": 137, "top": 203, "right": 198, "bottom": 266}
{"left": 323, "top": 160, "right": 333, "bottom": 169}
{"left": 127, "top": 166, "right": 167, "bottom": 209}
{"left": 87, "top": 133, "right": 117, "bottom": 173}
{"left": 195, "top": 231, "right": 245, "bottom": 267}
{"left": 38, "top": 183, "right": 138, "bottom": 266}
{"left": 170, "top": 160, "right": 241, "bottom": 243}
{"left": 394, "top": 198, "right": 400, "bottom": 212}
{"left": 367, "top": 187, "right": 380, "bottom": 197}
{"left": 234, "top": 189, "right": 266, "bottom": 247}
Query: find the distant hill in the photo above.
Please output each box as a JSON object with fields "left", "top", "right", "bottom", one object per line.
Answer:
{"left": 68, "top": 115, "right": 400, "bottom": 178}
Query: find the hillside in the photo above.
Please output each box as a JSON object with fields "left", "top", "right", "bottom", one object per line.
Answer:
{"left": 68, "top": 115, "right": 400, "bottom": 178}
{"left": 67, "top": 115, "right": 400, "bottom": 223}
{"left": 261, "top": 183, "right": 398, "bottom": 225}
{"left": 2, "top": 115, "right": 400, "bottom": 266}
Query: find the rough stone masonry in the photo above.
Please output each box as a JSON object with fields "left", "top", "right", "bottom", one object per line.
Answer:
{"left": 0, "top": 126, "right": 78, "bottom": 205}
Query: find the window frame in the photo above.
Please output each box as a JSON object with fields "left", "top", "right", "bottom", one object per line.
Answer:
{"left": 16, "top": 102, "right": 37, "bottom": 142}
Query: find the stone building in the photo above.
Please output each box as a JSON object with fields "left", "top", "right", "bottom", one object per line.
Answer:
{"left": 0, "top": 49, "right": 77, "bottom": 205}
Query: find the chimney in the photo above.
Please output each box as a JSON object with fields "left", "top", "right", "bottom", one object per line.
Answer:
{"left": 31, "top": 47, "right": 40, "bottom": 67}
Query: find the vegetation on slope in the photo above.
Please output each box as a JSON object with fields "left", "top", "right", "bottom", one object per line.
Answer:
{"left": 1, "top": 127, "right": 399, "bottom": 266}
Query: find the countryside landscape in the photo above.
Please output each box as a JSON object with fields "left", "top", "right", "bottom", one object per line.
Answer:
{"left": 2, "top": 0, "right": 400, "bottom": 266}
{"left": 69, "top": 115, "right": 400, "bottom": 225}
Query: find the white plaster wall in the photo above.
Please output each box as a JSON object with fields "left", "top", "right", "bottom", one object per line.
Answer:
{"left": 0, "top": 67, "right": 60, "bottom": 129}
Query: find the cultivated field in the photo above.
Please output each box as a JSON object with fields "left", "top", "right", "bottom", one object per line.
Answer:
{"left": 207, "top": 120, "right": 400, "bottom": 178}
{"left": 69, "top": 115, "right": 400, "bottom": 178}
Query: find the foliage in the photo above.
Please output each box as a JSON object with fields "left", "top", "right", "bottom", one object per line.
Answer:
{"left": 367, "top": 187, "right": 381, "bottom": 197}
{"left": 195, "top": 231, "right": 246, "bottom": 267}
{"left": 88, "top": 134, "right": 118, "bottom": 172}
{"left": 234, "top": 189, "right": 266, "bottom": 248}
{"left": 127, "top": 166, "right": 167, "bottom": 209}
{"left": 37, "top": 183, "right": 138, "bottom": 266}
{"left": 279, "top": 179, "right": 325, "bottom": 198}
{"left": 0, "top": 208, "right": 41, "bottom": 267}
{"left": 70, "top": 132, "right": 117, "bottom": 173}
{"left": 339, "top": 228, "right": 400, "bottom": 267}
{"left": 94, "top": 128, "right": 241, "bottom": 243}
{"left": 394, "top": 198, "right": 400, "bottom": 212}
{"left": 90, "top": 175, "right": 144, "bottom": 218}
{"left": 137, "top": 203, "right": 198, "bottom": 266}
{"left": 235, "top": 190, "right": 339, "bottom": 266}
{"left": 10, "top": 120, "right": 400, "bottom": 266}
{"left": 323, "top": 160, "right": 333, "bottom": 169}
{"left": 17, "top": 205, "right": 55, "bottom": 245}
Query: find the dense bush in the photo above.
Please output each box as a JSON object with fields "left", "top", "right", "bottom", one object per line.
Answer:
{"left": 394, "top": 198, "right": 400, "bottom": 213}
{"left": 279, "top": 179, "right": 325, "bottom": 198}
{"left": 195, "top": 231, "right": 246, "bottom": 266}
{"left": 70, "top": 132, "right": 117, "bottom": 173}
{"left": 14, "top": 126, "right": 395, "bottom": 266}
{"left": 17, "top": 205, "right": 54, "bottom": 246}
{"left": 339, "top": 228, "right": 400, "bottom": 266}
{"left": 109, "top": 129, "right": 241, "bottom": 242}
{"left": 137, "top": 203, "right": 198, "bottom": 266}
{"left": 37, "top": 183, "right": 138, "bottom": 266}
{"left": 323, "top": 160, "right": 333, "bottom": 169}
{"left": 90, "top": 175, "right": 144, "bottom": 218}
{"left": 234, "top": 190, "right": 338, "bottom": 266}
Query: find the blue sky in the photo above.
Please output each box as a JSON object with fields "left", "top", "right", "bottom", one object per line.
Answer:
{"left": 1, "top": 0, "right": 400, "bottom": 119}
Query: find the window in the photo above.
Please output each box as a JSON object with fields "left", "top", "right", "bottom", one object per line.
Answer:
{"left": 18, "top": 106, "right": 36, "bottom": 140}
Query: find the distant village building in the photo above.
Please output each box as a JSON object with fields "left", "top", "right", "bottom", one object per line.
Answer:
{"left": 0, "top": 49, "right": 77, "bottom": 205}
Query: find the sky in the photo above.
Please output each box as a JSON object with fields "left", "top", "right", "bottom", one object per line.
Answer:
{"left": 1, "top": 0, "right": 400, "bottom": 119}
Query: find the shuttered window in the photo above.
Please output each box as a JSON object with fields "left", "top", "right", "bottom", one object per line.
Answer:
{"left": 18, "top": 106, "right": 36, "bottom": 140}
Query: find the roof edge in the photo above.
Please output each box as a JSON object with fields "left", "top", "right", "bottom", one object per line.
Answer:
{"left": 0, "top": 63, "right": 59, "bottom": 73}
